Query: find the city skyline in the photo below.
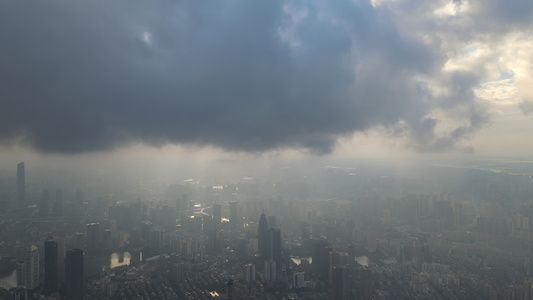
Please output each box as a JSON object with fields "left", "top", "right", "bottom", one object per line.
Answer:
{"left": 0, "top": 1, "right": 532, "bottom": 298}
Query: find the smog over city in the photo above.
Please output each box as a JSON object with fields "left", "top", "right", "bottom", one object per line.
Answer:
{"left": 0, "top": 0, "right": 532, "bottom": 299}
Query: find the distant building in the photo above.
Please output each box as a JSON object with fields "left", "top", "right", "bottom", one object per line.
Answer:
{"left": 141, "top": 221, "right": 154, "bottom": 242}
{"left": 264, "top": 259, "right": 277, "bottom": 282}
{"left": 328, "top": 251, "right": 340, "bottom": 286}
{"left": 102, "top": 229, "right": 112, "bottom": 251}
{"left": 300, "top": 222, "right": 311, "bottom": 241}
{"left": 245, "top": 264, "right": 256, "bottom": 283}
{"left": 54, "top": 188, "right": 63, "bottom": 217}
{"left": 258, "top": 212, "right": 270, "bottom": 258}
{"left": 95, "top": 196, "right": 105, "bottom": 218}
{"left": 24, "top": 245, "right": 39, "bottom": 290}
{"left": 39, "top": 189, "right": 49, "bottom": 218}
{"left": 17, "top": 162, "right": 25, "bottom": 208}
{"left": 75, "top": 188, "right": 84, "bottom": 215}
{"left": 348, "top": 244, "right": 356, "bottom": 268}
{"left": 65, "top": 249, "right": 84, "bottom": 300}
{"left": 294, "top": 272, "right": 305, "bottom": 289}
{"left": 331, "top": 266, "right": 347, "bottom": 300}
{"left": 270, "top": 228, "right": 282, "bottom": 265}
{"left": 311, "top": 238, "right": 328, "bottom": 274}
{"left": 86, "top": 223, "right": 101, "bottom": 253}
{"left": 226, "top": 279, "right": 235, "bottom": 300}
{"left": 44, "top": 239, "right": 59, "bottom": 295}
{"left": 213, "top": 203, "right": 222, "bottom": 230}
{"left": 268, "top": 215, "right": 277, "bottom": 229}
{"left": 229, "top": 201, "right": 238, "bottom": 227}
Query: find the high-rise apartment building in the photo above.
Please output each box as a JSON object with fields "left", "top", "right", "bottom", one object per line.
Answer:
{"left": 24, "top": 245, "right": 39, "bottom": 290}
{"left": 213, "top": 203, "right": 222, "bottom": 230}
{"left": 331, "top": 266, "right": 347, "bottom": 300}
{"left": 258, "top": 212, "right": 270, "bottom": 258}
{"left": 227, "top": 279, "right": 235, "bottom": 300}
{"left": 44, "top": 239, "right": 59, "bottom": 295}
{"left": 270, "top": 228, "right": 282, "bottom": 264}
{"left": 245, "top": 264, "right": 256, "bottom": 283}
{"left": 311, "top": 238, "right": 328, "bottom": 274}
{"left": 229, "top": 201, "right": 238, "bottom": 227}
{"left": 65, "top": 249, "right": 84, "bottom": 300}
{"left": 264, "top": 259, "right": 277, "bottom": 282}
{"left": 86, "top": 223, "right": 101, "bottom": 254}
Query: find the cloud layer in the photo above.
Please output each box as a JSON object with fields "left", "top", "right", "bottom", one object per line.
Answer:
{"left": 0, "top": 0, "right": 530, "bottom": 154}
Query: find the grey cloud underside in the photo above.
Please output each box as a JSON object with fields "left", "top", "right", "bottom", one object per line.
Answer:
{"left": 0, "top": 0, "right": 512, "bottom": 154}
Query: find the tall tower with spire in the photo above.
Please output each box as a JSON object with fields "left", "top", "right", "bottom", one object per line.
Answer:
{"left": 258, "top": 211, "right": 270, "bottom": 258}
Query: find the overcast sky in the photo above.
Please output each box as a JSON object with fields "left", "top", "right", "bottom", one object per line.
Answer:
{"left": 1, "top": 0, "right": 532, "bottom": 167}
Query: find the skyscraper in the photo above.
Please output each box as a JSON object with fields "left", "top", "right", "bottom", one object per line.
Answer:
{"left": 270, "top": 228, "right": 282, "bottom": 265}
{"left": 311, "top": 238, "right": 328, "bottom": 274}
{"left": 258, "top": 212, "right": 270, "bottom": 258}
{"left": 245, "top": 264, "right": 256, "bottom": 283}
{"left": 86, "top": 223, "right": 101, "bottom": 254}
{"left": 229, "top": 201, "right": 238, "bottom": 227}
{"left": 348, "top": 243, "right": 356, "bottom": 268}
{"left": 24, "top": 245, "right": 39, "bottom": 290}
{"left": 213, "top": 203, "right": 222, "bottom": 230}
{"left": 210, "top": 203, "right": 223, "bottom": 251}
{"left": 328, "top": 251, "right": 340, "bottom": 286}
{"left": 331, "top": 266, "right": 347, "bottom": 300}
{"left": 65, "top": 249, "right": 84, "bottom": 300}
{"left": 264, "top": 258, "right": 277, "bottom": 282}
{"left": 226, "top": 279, "right": 235, "bottom": 300}
{"left": 17, "top": 162, "right": 25, "bottom": 208}
{"left": 44, "top": 239, "right": 59, "bottom": 295}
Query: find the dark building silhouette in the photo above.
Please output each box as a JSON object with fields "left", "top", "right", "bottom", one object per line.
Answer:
{"left": 323, "top": 247, "right": 334, "bottom": 282}
{"left": 229, "top": 201, "right": 238, "bottom": 227}
{"left": 44, "top": 239, "right": 59, "bottom": 295}
{"left": 226, "top": 279, "right": 235, "bottom": 300}
{"left": 39, "top": 189, "right": 49, "bottom": 217}
{"left": 268, "top": 215, "right": 277, "bottom": 229}
{"left": 348, "top": 244, "right": 356, "bottom": 268}
{"left": 17, "top": 162, "right": 25, "bottom": 208}
{"left": 311, "top": 238, "right": 328, "bottom": 274}
{"left": 65, "top": 249, "right": 84, "bottom": 300}
{"left": 270, "top": 228, "right": 282, "bottom": 265}
{"left": 95, "top": 196, "right": 105, "bottom": 218}
{"left": 258, "top": 212, "right": 270, "bottom": 258}
{"left": 331, "top": 266, "right": 347, "bottom": 300}
{"left": 328, "top": 251, "right": 340, "bottom": 285}
{"left": 213, "top": 203, "right": 222, "bottom": 230}
{"left": 86, "top": 223, "right": 100, "bottom": 254}
{"left": 24, "top": 245, "right": 40, "bottom": 290}
{"left": 210, "top": 203, "right": 222, "bottom": 251}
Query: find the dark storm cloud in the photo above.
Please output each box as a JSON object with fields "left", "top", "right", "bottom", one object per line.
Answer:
{"left": 0, "top": 0, "right": 494, "bottom": 154}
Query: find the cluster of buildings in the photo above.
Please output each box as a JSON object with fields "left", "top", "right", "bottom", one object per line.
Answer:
{"left": 0, "top": 161, "right": 533, "bottom": 299}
